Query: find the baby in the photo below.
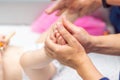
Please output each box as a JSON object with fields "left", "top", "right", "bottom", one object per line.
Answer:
{"left": 0, "top": 10, "right": 80, "bottom": 80}
{"left": 0, "top": 32, "right": 56, "bottom": 80}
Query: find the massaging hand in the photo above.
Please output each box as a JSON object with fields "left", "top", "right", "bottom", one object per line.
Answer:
{"left": 46, "top": 0, "right": 102, "bottom": 16}
{"left": 45, "top": 23, "right": 87, "bottom": 69}
{"left": 54, "top": 17, "right": 95, "bottom": 53}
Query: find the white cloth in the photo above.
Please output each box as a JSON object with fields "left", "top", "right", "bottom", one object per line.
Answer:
{"left": 52, "top": 61, "right": 82, "bottom": 80}
{"left": 22, "top": 70, "right": 30, "bottom": 80}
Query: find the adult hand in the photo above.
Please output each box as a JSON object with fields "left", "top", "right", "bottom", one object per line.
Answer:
{"left": 45, "top": 23, "right": 87, "bottom": 69}
{"left": 45, "top": 19, "right": 104, "bottom": 80}
{"left": 55, "top": 17, "right": 95, "bottom": 53}
{"left": 46, "top": 0, "right": 102, "bottom": 17}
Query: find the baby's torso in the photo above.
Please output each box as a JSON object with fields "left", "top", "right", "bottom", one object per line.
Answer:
{"left": 1, "top": 46, "right": 24, "bottom": 80}
{"left": 0, "top": 63, "right": 4, "bottom": 80}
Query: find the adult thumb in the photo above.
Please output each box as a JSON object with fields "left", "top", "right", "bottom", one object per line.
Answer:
{"left": 56, "top": 23, "right": 79, "bottom": 47}
{"left": 62, "top": 16, "right": 78, "bottom": 34}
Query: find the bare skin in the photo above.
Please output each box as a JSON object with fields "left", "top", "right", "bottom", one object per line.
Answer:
{"left": 52, "top": 17, "right": 120, "bottom": 56}
{"left": 0, "top": 34, "right": 8, "bottom": 80}
{"left": 45, "top": 0, "right": 120, "bottom": 56}
{"left": 0, "top": 9, "right": 80, "bottom": 80}
{"left": 46, "top": 0, "right": 102, "bottom": 16}
{"left": 45, "top": 22, "right": 103, "bottom": 80}
{"left": 2, "top": 46, "right": 23, "bottom": 80}
{"left": 20, "top": 47, "right": 56, "bottom": 80}
{"left": 0, "top": 45, "right": 56, "bottom": 80}
{"left": 37, "top": 10, "right": 79, "bottom": 43}
{"left": 0, "top": 33, "right": 56, "bottom": 80}
{"left": 46, "top": 0, "right": 120, "bottom": 17}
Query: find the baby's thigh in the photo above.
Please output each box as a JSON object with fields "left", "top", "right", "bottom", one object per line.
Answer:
{"left": 0, "top": 63, "right": 3, "bottom": 80}
{"left": 3, "top": 46, "right": 23, "bottom": 80}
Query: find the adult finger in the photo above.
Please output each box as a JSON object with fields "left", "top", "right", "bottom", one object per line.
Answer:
{"left": 50, "top": 32, "right": 56, "bottom": 43}
{"left": 44, "top": 46, "right": 56, "bottom": 58}
{"left": 45, "top": 0, "right": 63, "bottom": 14}
{"left": 68, "top": 1, "right": 81, "bottom": 14}
{"left": 57, "top": 36, "right": 66, "bottom": 45}
{"left": 54, "top": 30, "right": 60, "bottom": 37}
{"left": 56, "top": 8, "right": 66, "bottom": 16}
{"left": 78, "top": 8, "right": 88, "bottom": 17}
{"left": 56, "top": 23, "right": 80, "bottom": 47}
{"left": 62, "top": 16, "right": 79, "bottom": 34}
{"left": 45, "top": 35, "right": 61, "bottom": 52}
{"left": 49, "top": 24, "right": 58, "bottom": 43}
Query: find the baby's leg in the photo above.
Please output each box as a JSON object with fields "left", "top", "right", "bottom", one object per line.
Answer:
{"left": 20, "top": 45, "right": 56, "bottom": 80}
{"left": 21, "top": 47, "right": 53, "bottom": 69}
{"left": 37, "top": 10, "right": 79, "bottom": 43}
{"left": 21, "top": 10, "right": 80, "bottom": 79}
{"left": 23, "top": 63, "right": 56, "bottom": 80}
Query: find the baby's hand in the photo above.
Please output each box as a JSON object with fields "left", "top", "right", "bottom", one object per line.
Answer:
{"left": 51, "top": 22, "right": 66, "bottom": 45}
{"left": 0, "top": 34, "right": 6, "bottom": 54}
{"left": 0, "top": 32, "right": 15, "bottom": 54}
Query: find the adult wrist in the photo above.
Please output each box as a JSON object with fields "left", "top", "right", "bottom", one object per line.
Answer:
{"left": 73, "top": 55, "right": 90, "bottom": 70}
{"left": 85, "top": 36, "right": 98, "bottom": 53}
{"left": 90, "top": 36, "right": 100, "bottom": 53}
{"left": 75, "top": 56, "right": 103, "bottom": 80}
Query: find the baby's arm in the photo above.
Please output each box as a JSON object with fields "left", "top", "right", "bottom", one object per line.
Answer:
{"left": 0, "top": 32, "right": 15, "bottom": 53}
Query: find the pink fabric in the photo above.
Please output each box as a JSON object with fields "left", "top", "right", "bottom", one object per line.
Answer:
{"left": 31, "top": 11, "right": 58, "bottom": 33}
{"left": 74, "top": 16, "right": 106, "bottom": 36}
{"left": 31, "top": 11, "right": 106, "bottom": 36}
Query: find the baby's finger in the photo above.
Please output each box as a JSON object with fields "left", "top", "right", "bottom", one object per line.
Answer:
{"left": 50, "top": 32, "right": 57, "bottom": 43}
{"left": 55, "top": 30, "right": 60, "bottom": 39}
{"left": 57, "top": 36, "right": 66, "bottom": 45}
{"left": 60, "top": 36, "right": 66, "bottom": 45}
{"left": 5, "top": 32, "right": 15, "bottom": 42}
